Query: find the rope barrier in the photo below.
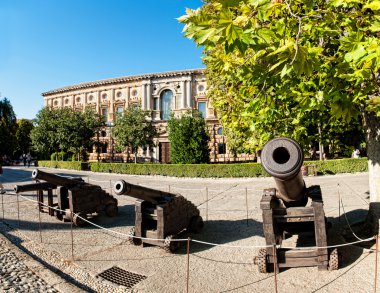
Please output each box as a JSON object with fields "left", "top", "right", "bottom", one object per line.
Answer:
{"left": 12, "top": 193, "right": 377, "bottom": 250}
{"left": 340, "top": 181, "right": 370, "bottom": 205}
{"left": 340, "top": 196, "right": 366, "bottom": 241}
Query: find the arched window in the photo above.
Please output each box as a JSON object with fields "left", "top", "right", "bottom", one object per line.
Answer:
{"left": 160, "top": 90, "right": 173, "bottom": 120}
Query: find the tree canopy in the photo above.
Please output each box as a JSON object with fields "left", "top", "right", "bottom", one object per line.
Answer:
{"left": 168, "top": 110, "right": 210, "bottom": 164}
{"left": 179, "top": 0, "right": 380, "bottom": 152}
{"left": 15, "top": 119, "right": 34, "bottom": 157}
{"left": 180, "top": 0, "right": 380, "bottom": 230}
{"left": 112, "top": 107, "right": 158, "bottom": 163}
{"left": 31, "top": 107, "right": 103, "bottom": 160}
{"left": 0, "top": 98, "right": 17, "bottom": 157}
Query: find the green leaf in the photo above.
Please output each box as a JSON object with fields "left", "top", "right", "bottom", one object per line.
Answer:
{"left": 280, "top": 64, "right": 292, "bottom": 78}
{"left": 344, "top": 45, "right": 367, "bottom": 62}
{"left": 363, "top": 1, "right": 380, "bottom": 11}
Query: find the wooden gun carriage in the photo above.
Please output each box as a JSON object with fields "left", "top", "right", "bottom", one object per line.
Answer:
{"left": 254, "top": 138, "right": 339, "bottom": 272}
{"left": 14, "top": 169, "right": 118, "bottom": 226}
{"left": 113, "top": 180, "right": 203, "bottom": 252}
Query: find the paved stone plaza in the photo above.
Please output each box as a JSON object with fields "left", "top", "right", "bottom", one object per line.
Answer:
{"left": 0, "top": 167, "right": 376, "bottom": 292}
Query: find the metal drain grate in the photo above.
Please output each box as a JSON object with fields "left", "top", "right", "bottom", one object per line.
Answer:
{"left": 97, "top": 266, "right": 147, "bottom": 288}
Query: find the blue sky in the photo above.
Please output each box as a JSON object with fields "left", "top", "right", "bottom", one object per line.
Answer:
{"left": 0, "top": 0, "right": 204, "bottom": 119}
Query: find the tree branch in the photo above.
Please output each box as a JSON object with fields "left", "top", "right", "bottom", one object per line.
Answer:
{"left": 284, "top": 0, "right": 302, "bottom": 65}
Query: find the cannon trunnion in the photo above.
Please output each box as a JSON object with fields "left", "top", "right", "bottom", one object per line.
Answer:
{"left": 14, "top": 169, "right": 118, "bottom": 227}
{"left": 254, "top": 138, "right": 338, "bottom": 272}
{"left": 114, "top": 180, "right": 203, "bottom": 252}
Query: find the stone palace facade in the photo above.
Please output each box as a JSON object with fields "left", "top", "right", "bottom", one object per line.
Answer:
{"left": 42, "top": 69, "right": 255, "bottom": 163}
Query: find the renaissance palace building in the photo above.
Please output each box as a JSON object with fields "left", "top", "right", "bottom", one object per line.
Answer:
{"left": 42, "top": 69, "right": 255, "bottom": 163}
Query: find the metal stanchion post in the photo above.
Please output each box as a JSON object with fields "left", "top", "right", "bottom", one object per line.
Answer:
{"left": 273, "top": 245, "right": 278, "bottom": 293}
{"left": 245, "top": 187, "right": 249, "bottom": 226}
{"left": 38, "top": 204, "right": 42, "bottom": 243}
{"left": 110, "top": 180, "right": 113, "bottom": 195}
{"left": 206, "top": 187, "right": 208, "bottom": 221}
{"left": 70, "top": 212, "right": 75, "bottom": 261}
{"left": 375, "top": 223, "right": 379, "bottom": 293}
{"left": 1, "top": 192, "right": 4, "bottom": 220}
{"left": 168, "top": 185, "right": 171, "bottom": 193}
{"left": 186, "top": 237, "right": 191, "bottom": 293}
{"left": 338, "top": 183, "right": 341, "bottom": 222}
{"left": 17, "top": 193, "right": 20, "bottom": 227}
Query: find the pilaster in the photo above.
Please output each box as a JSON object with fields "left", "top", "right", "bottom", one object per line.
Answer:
{"left": 186, "top": 79, "right": 192, "bottom": 108}
{"left": 181, "top": 80, "right": 186, "bottom": 109}
{"left": 141, "top": 84, "right": 146, "bottom": 110}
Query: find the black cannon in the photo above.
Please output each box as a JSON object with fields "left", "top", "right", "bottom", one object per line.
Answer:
{"left": 114, "top": 180, "right": 203, "bottom": 252}
{"left": 14, "top": 182, "right": 58, "bottom": 215}
{"left": 27, "top": 169, "right": 118, "bottom": 226}
{"left": 254, "top": 137, "right": 338, "bottom": 272}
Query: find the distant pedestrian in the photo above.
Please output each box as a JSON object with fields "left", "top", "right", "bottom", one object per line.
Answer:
{"left": 22, "top": 153, "right": 27, "bottom": 167}
{"left": 26, "top": 153, "right": 32, "bottom": 167}
{"left": 352, "top": 149, "right": 360, "bottom": 158}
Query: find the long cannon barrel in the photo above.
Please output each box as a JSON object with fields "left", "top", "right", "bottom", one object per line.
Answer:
{"left": 113, "top": 180, "right": 174, "bottom": 204}
{"left": 14, "top": 182, "right": 57, "bottom": 193}
{"left": 32, "top": 169, "right": 84, "bottom": 187}
{"left": 261, "top": 137, "right": 306, "bottom": 205}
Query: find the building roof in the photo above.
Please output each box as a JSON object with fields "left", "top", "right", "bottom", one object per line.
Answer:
{"left": 42, "top": 68, "right": 205, "bottom": 96}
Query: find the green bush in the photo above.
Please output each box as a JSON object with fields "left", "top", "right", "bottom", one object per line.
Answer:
{"left": 37, "top": 160, "right": 88, "bottom": 171}
{"left": 303, "top": 158, "right": 368, "bottom": 175}
{"left": 90, "top": 162, "right": 268, "bottom": 178}
{"left": 50, "top": 151, "right": 68, "bottom": 161}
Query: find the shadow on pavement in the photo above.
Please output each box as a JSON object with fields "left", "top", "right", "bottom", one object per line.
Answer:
{"left": 0, "top": 221, "right": 97, "bottom": 293}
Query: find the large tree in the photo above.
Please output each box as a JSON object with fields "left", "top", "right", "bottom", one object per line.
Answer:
{"left": 180, "top": 0, "right": 380, "bottom": 232}
{"left": 31, "top": 107, "right": 103, "bottom": 161}
{"left": 0, "top": 98, "right": 17, "bottom": 157}
{"left": 57, "top": 108, "right": 103, "bottom": 161}
{"left": 15, "top": 119, "right": 34, "bottom": 157}
{"left": 168, "top": 110, "right": 210, "bottom": 164}
{"left": 113, "top": 107, "right": 158, "bottom": 163}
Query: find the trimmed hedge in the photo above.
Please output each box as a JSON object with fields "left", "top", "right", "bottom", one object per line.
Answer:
{"left": 37, "top": 158, "right": 368, "bottom": 178}
{"left": 89, "top": 162, "right": 267, "bottom": 178}
{"left": 37, "top": 161, "right": 89, "bottom": 171}
{"left": 303, "top": 158, "right": 368, "bottom": 175}
{"left": 89, "top": 157, "right": 368, "bottom": 178}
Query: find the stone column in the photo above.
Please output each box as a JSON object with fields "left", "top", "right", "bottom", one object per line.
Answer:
{"left": 83, "top": 93, "right": 86, "bottom": 112}
{"left": 181, "top": 80, "right": 186, "bottom": 109}
{"left": 186, "top": 79, "right": 192, "bottom": 109}
{"left": 146, "top": 82, "right": 151, "bottom": 110}
{"left": 141, "top": 84, "right": 146, "bottom": 110}
{"left": 125, "top": 87, "right": 130, "bottom": 109}
{"left": 96, "top": 91, "right": 101, "bottom": 114}
{"left": 110, "top": 89, "right": 115, "bottom": 122}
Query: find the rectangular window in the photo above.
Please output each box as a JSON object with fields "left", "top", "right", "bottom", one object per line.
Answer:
{"left": 102, "top": 108, "right": 108, "bottom": 122}
{"left": 198, "top": 102, "right": 207, "bottom": 118}
{"left": 218, "top": 143, "right": 226, "bottom": 154}
{"left": 117, "top": 106, "right": 123, "bottom": 114}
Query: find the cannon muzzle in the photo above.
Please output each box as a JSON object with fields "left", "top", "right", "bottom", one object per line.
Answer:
{"left": 113, "top": 180, "right": 174, "bottom": 204}
{"left": 261, "top": 137, "right": 306, "bottom": 205}
{"left": 14, "top": 182, "right": 57, "bottom": 193}
{"left": 32, "top": 169, "right": 84, "bottom": 187}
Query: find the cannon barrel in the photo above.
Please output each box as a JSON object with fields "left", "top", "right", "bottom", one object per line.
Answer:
{"left": 261, "top": 137, "right": 306, "bottom": 205}
{"left": 32, "top": 169, "right": 83, "bottom": 187}
{"left": 113, "top": 180, "right": 174, "bottom": 204}
{"left": 14, "top": 182, "right": 57, "bottom": 193}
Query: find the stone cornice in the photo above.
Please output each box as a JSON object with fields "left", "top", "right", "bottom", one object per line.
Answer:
{"left": 42, "top": 68, "right": 205, "bottom": 96}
